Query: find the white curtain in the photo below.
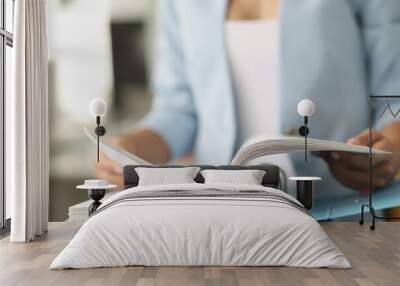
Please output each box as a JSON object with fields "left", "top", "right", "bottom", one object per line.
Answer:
{"left": 8, "top": 0, "right": 49, "bottom": 242}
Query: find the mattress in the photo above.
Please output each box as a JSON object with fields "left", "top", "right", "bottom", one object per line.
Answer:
{"left": 50, "top": 183, "right": 350, "bottom": 269}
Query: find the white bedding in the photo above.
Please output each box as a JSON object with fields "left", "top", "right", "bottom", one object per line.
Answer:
{"left": 50, "top": 183, "right": 350, "bottom": 269}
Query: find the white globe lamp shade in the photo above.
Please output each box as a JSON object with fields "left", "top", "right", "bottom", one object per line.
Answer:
{"left": 297, "top": 99, "right": 315, "bottom": 117}
{"left": 89, "top": 98, "right": 107, "bottom": 117}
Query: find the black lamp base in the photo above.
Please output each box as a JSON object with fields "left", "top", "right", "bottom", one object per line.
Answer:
{"left": 88, "top": 189, "right": 106, "bottom": 216}
{"left": 290, "top": 177, "right": 321, "bottom": 210}
{"left": 296, "top": 181, "right": 315, "bottom": 210}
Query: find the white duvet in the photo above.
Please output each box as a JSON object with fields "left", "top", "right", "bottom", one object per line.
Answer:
{"left": 50, "top": 183, "right": 350, "bottom": 269}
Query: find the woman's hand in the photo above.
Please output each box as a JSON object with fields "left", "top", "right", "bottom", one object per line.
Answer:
{"left": 94, "top": 129, "right": 171, "bottom": 188}
{"left": 94, "top": 152, "right": 123, "bottom": 188}
{"left": 317, "top": 129, "right": 400, "bottom": 192}
{"left": 94, "top": 135, "right": 137, "bottom": 188}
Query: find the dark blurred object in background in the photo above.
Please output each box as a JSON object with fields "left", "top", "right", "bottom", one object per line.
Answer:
{"left": 111, "top": 22, "right": 147, "bottom": 108}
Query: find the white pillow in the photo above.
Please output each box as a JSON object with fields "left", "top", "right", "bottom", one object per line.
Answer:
{"left": 200, "top": 169, "right": 266, "bottom": 185}
{"left": 135, "top": 167, "right": 201, "bottom": 186}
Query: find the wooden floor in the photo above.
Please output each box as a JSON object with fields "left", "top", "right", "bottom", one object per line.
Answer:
{"left": 0, "top": 222, "right": 399, "bottom": 286}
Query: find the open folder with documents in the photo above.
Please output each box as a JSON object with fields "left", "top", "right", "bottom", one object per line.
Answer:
{"left": 84, "top": 127, "right": 152, "bottom": 166}
{"left": 230, "top": 136, "right": 388, "bottom": 165}
{"left": 84, "top": 127, "right": 388, "bottom": 167}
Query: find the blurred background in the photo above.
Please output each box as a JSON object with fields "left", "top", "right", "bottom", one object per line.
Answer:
{"left": 48, "top": 0, "right": 155, "bottom": 221}
{"left": 46, "top": 0, "right": 400, "bottom": 222}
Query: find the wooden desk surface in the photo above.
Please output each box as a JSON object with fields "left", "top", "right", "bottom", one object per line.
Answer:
{"left": 0, "top": 222, "right": 399, "bottom": 286}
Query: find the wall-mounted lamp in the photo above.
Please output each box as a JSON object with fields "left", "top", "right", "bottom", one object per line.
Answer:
{"left": 297, "top": 99, "right": 315, "bottom": 162}
{"left": 89, "top": 98, "right": 107, "bottom": 162}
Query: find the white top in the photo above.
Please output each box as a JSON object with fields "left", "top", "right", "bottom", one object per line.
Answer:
{"left": 289, "top": 177, "right": 322, "bottom": 181}
{"left": 226, "top": 20, "right": 280, "bottom": 144}
{"left": 226, "top": 20, "right": 296, "bottom": 190}
{"left": 77, "top": 179, "right": 117, "bottom": 190}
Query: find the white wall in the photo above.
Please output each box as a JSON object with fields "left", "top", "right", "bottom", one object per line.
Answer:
{"left": 48, "top": 0, "right": 113, "bottom": 123}
{"left": 111, "top": 0, "right": 151, "bottom": 23}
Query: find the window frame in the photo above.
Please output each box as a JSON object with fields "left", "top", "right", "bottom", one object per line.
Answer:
{"left": 0, "top": 0, "right": 14, "bottom": 232}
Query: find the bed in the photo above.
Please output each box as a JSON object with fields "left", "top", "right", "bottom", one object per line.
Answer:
{"left": 50, "top": 165, "right": 350, "bottom": 269}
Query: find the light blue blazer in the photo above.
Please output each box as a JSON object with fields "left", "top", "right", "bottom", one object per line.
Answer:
{"left": 142, "top": 0, "right": 400, "bottom": 219}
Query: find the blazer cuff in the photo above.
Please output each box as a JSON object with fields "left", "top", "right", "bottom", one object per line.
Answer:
{"left": 138, "top": 112, "right": 196, "bottom": 160}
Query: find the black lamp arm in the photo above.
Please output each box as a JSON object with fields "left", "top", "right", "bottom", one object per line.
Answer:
{"left": 305, "top": 116, "right": 308, "bottom": 162}
{"left": 96, "top": 116, "right": 100, "bottom": 162}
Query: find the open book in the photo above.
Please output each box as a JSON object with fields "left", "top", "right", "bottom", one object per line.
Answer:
{"left": 84, "top": 128, "right": 388, "bottom": 167}
{"left": 231, "top": 136, "right": 388, "bottom": 165}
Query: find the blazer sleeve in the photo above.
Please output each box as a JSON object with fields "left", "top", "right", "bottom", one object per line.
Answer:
{"left": 139, "top": 0, "right": 197, "bottom": 160}
{"left": 356, "top": 0, "right": 400, "bottom": 126}
{"left": 357, "top": 0, "right": 400, "bottom": 93}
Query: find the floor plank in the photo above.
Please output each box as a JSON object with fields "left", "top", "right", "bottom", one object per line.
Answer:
{"left": 0, "top": 222, "right": 399, "bottom": 286}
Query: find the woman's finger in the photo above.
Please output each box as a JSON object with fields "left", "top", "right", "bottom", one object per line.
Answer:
{"left": 371, "top": 163, "right": 397, "bottom": 188}
{"left": 328, "top": 163, "right": 369, "bottom": 191}
{"left": 338, "top": 129, "right": 392, "bottom": 169}
{"left": 327, "top": 152, "right": 369, "bottom": 170}
{"left": 95, "top": 169, "right": 123, "bottom": 188}
{"left": 327, "top": 147, "right": 392, "bottom": 171}
{"left": 96, "top": 152, "right": 123, "bottom": 175}
{"left": 371, "top": 139, "right": 396, "bottom": 164}
{"left": 328, "top": 161, "right": 395, "bottom": 191}
{"left": 347, "top": 129, "right": 383, "bottom": 146}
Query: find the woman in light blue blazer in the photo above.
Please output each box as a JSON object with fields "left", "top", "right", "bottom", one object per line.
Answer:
{"left": 96, "top": 0, "right": 400, "bottom": 220}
